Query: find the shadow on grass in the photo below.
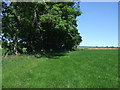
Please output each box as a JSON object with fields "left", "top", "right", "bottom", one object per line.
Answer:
{"left": 34, "top": 50, "right": 69, "bottom": 59}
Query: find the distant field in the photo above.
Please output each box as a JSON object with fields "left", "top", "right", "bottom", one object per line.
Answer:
{"left": 78, "top": 46, "right": 119, "bottom": 50}
{"left": 89, "top": 48, "right": 119, "bottom": 50}
{"left": 2, "top": 49, "right": 118, "bottom": 88}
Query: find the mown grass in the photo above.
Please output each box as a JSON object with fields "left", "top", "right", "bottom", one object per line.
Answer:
{"left": 2, "top": 49, "right": 118, "bottom": 88}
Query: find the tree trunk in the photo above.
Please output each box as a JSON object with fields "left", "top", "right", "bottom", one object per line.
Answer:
{"left": 13, "top": 30, "right": 19, "bottom": 55}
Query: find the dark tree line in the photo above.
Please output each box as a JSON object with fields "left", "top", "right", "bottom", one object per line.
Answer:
{"left": 2, "top": 2, "right": 82, "bottom": 55}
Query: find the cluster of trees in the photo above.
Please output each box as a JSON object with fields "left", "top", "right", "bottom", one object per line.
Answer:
{"left": 2, "top": 2, "right": 82, "bottom": 55}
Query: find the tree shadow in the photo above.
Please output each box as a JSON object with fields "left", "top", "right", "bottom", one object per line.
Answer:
{"left": 34, "top": 50, "right": 69, "bottom": 59}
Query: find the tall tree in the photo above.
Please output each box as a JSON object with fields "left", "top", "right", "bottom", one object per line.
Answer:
{"left": 2, "top": 2, "right": 82, "bottom": 55}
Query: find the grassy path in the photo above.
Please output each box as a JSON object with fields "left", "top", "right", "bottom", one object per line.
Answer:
{"left": 2, "top": 50, "right": 118, "bottom": 88}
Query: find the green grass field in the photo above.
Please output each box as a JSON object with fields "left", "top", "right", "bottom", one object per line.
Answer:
{"left": 2, "top": 49, "right": 118, "bottom": 88}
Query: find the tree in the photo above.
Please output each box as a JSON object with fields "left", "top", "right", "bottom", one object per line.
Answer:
{"left": 2, "top": 2, "right": 82, "bottom": 55}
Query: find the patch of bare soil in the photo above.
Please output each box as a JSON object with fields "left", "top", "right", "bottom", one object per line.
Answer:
{"left": 89, "top": 48, "right": 119, "bottom": 50}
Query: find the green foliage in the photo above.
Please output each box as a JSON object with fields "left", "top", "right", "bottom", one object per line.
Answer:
{"left": 2, "top": 2, "right": 82, "bottom": 55}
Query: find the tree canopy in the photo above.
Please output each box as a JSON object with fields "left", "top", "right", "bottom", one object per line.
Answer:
{"left": 2, "top": 2, "right": 82, "bottom": 55}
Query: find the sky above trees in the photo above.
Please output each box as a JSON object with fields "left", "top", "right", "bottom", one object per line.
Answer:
{"left": 77, "top": 2, "right": 118, "bottom": 47}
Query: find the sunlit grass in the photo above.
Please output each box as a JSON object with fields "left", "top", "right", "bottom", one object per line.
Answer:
{"left": 2, "top": 49, "right": 118, "bottom": 88}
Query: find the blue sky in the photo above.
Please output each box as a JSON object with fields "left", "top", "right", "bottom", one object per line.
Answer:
{"left": 77, "top": 2, "right": 118, "bottom": 47}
